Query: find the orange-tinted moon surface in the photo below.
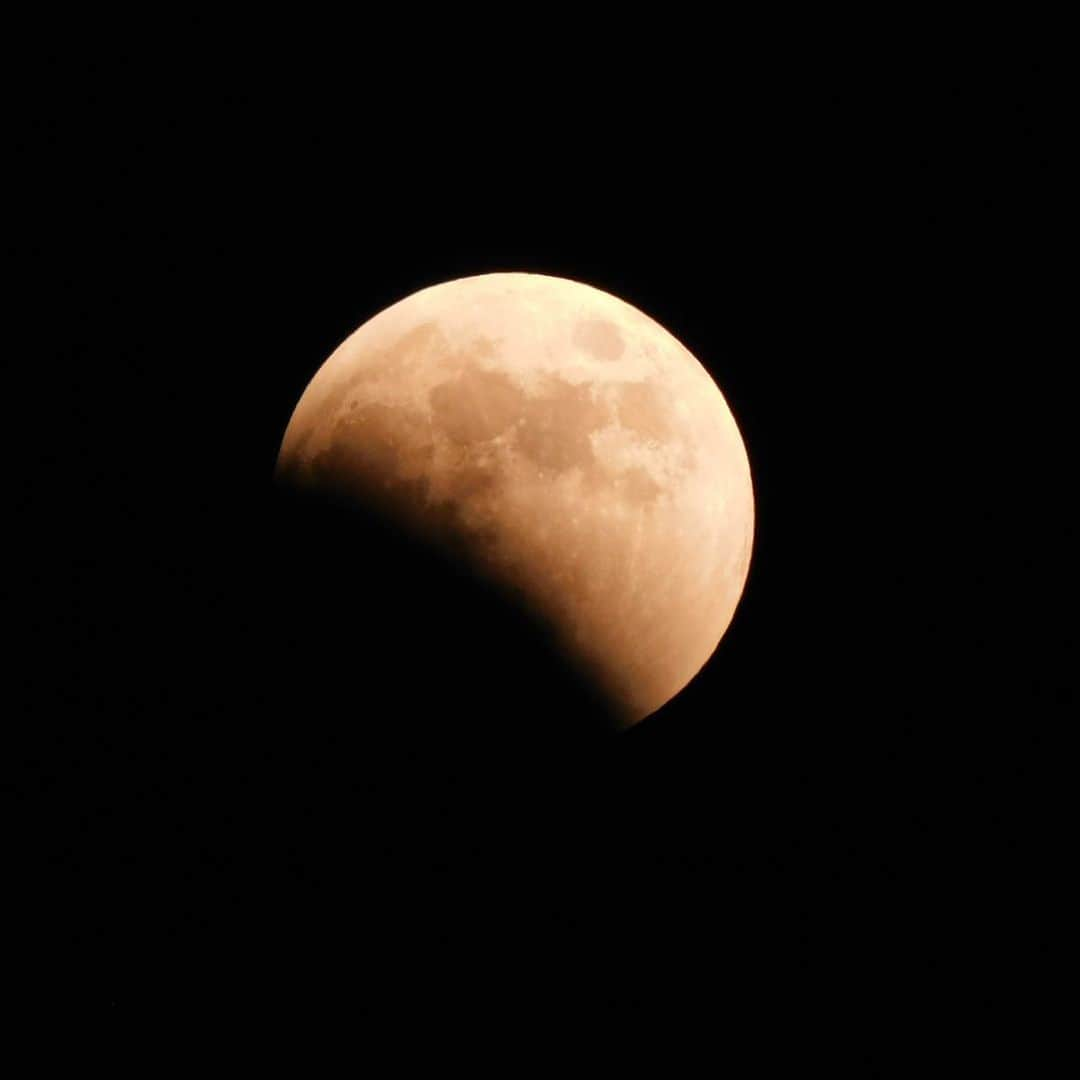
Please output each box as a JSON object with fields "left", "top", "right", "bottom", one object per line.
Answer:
{"left": 276, "top": 274, "right": 754, "bottom": 726}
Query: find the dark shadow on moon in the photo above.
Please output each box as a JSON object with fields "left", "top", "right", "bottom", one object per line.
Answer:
{"left": 266, "top": 476, "right": 623, "bottom": 751}
{"left": 236, "top": 477, "right": 626, "bottom": 876}
{"left": 210, "top": 480, "right": 625, "bottom": 1012}
{"left": 57, "top": 472, "right": 625, "bottom": 1021}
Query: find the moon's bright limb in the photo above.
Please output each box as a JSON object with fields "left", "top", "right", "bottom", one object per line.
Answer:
{"left": 276, "top": 273, "right": 754, "bottom": 727}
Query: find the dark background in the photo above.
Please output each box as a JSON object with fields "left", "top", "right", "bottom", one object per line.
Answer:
{"left": 7, "top": 21, "right": 1065, "bottom": 1054}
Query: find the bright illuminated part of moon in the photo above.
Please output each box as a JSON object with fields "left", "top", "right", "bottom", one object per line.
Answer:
{"left": 275, "top": 273, "right": 754, "bottom": 727}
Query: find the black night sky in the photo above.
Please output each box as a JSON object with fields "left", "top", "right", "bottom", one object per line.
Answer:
{"left": 9, "top": 21, "right": 1064, "bottom": 1058}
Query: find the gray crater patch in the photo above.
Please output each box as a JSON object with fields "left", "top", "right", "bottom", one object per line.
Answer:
{"left": 430, "top": 367, "right": 526, "bottom": 446}
{"left": 616, "top": 466, "right": 664, "bottom": 504}
{"left": 615, "top": 380, "right": 673, "bottom": 444}
{"left": 513, "top": 376, "right": 608, "bottom": 475}
{"left": 574, "top": 319, "right": 625, "bottom": 362}
{"left": 307, "top": 401, "right": 434, "bottom": 513}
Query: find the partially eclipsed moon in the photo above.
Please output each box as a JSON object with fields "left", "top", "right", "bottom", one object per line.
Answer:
{"left": 275, "top": 273, "right": 754, "bottom": 727}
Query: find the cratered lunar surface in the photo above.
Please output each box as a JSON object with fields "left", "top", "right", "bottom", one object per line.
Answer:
{"left": 275, "top": 273, "right": 754, "bottom": 726}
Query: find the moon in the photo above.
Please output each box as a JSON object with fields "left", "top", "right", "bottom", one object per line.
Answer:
{"left": 275, "top": 273, "right": 754, "bottom": 727}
